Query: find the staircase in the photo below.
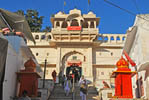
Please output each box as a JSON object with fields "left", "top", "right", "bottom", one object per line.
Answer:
{"left": 48, "top": 83, "right": 73, "bottom": 100}
{"left": 48, "top": 83, "right": 99, "bottom": 100}
{"left": 87, "top": 85, "right": 99, "bottom": 100}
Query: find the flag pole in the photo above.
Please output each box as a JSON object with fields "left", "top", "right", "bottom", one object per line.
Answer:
{"left": 0, "top": 12, "right": 13, "bottom": 31}
{"left": 88, "top": 0, "right": 90, "bottom": 12}
{"left": 63, "top": 0, "right": 65, "bottom": 13}
{"left": 87, "top": 4, "right": 89, "bottom": 12}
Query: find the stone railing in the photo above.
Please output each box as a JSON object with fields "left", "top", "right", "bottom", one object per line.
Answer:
{"left": 52, "top": 28, "right": 98, "bottom": 33}
{"left": 98, "top": 34, "right": 127, "bottom": 44}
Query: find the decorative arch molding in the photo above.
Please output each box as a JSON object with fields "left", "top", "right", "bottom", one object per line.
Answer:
{"left": 71, "top": 19, "right": 79, "bottom": 26}
{"left": 65, "top": 13, "right": 84, "bottom": 21}
{"left": 90, "top": 21, "right": 94, "bottom": 28}
{"left": 56, "top": 21, "right": 60, "bottom": 27}
{"left": 82, "top": 21, "right": 88, "bottom": 28}
{"left": 61, "top": 50, "right": 86, "bottom": 73}
{"left": 116, "top": 36, "right": 120, "bottom": 41}
{"left": 62, "top": 21, "right": 68, "bottom": 28}
{"left": 35, "top": 35, "right": 39, "bottom": 39}
{"left": 61, "top": 50, "right": 85, "bottom": 63}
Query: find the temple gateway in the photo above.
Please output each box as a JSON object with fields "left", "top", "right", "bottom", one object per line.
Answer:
{"left": 27, "top": 9, "right": 126, "bottom": 89}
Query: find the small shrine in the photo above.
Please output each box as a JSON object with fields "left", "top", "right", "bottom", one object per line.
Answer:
{"left": 111, "top": 56, "right": 136, "bottom": 98}
{"left": 16, "top": 58, "right": 41, "bottom": 97}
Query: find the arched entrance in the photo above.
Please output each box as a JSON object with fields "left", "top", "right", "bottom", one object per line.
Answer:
{"left": 61, "top": 51, "right": 86, "bottom": 82}
{"left": 66, "top": 62, "right": 82, "bottom": 83}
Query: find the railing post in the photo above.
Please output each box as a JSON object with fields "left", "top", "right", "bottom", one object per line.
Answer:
{"left": 72, "top": 74, "right": 75, "bottom": 100}
{"left": 43, "top": 59, "right": 47, "bottom": 88}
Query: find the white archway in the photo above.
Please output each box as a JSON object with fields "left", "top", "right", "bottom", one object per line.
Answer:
{"left": 61, "top": 50, "right": 86, "bottom": 75}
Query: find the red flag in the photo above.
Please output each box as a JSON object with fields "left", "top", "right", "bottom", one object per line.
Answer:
{"left": 64, "top": 1, "right": 66, "bottom": 6}
{"left": 72, "top": 74, "right": 74, "bottom": 78}
{"left": 123, "top": 50, "right": 136, "bottom": 66}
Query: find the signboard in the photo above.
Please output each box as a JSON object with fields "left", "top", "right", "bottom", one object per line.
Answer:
{"left": 67, "top": 26, "right": 81, "bottom": 31}
{"left": 67, "top": 61, "right": 82, "bottom": 66}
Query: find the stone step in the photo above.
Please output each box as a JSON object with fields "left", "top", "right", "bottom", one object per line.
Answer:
{"left": 49, "top": 98, "right": 73, "bottom": 100}
{"left": 49, "top": 95, "right": 82, "bottom": 100}
{"left": 74, "top": 91, "right": 97, "bottom": 93}
{"left": 49, "top": 83, "right": 99, "bottom": 100}
{"left": 50, "top": 94, "right": 72, "bottom": 97}
{"left": 74, "top": 93, "right": 98, "bottom": 96}
{"left": 50, "top": 96, "right": 72, "bottom": 99}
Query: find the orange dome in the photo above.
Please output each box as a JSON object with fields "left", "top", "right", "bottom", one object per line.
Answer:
{"left": 24, "top": 58, "right": 36, "bottom": 68}
{"left": 116, "top": 56, "right": 129, "bottom": 68}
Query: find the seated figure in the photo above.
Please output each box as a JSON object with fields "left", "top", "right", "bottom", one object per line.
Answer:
{"left": 2, "top": 27, "right": 24, "bottom": 37}
{"left": 16, "top": 31, "right": 24, "bottom": 37}
{"left": 2, "top": 28, "right": 13, "bottom": 35}
{"left": 18, "top": 90, "right": 31, "bottom": 100}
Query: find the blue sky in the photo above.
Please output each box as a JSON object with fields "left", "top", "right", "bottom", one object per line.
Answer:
{"left": 1, "top": 0, "right": 149, "bottom": 34}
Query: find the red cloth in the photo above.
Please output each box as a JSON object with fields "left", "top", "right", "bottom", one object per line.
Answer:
{"left": 2, "top": 28, "right": 9, "bottom": 31}
{"left": 123, "top": 50, "right": 136, "bottom": 66}
{"left": 71, "top": 74, "right": 74, "bottom": 78}
{"left": 52, "top": 71, "right": 56, "bottom": 82}
{"left": 53, "top": 77, "right": 56, "bottom": 82}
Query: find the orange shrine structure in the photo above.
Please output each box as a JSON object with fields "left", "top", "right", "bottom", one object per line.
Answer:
{"left": 16, "top": 58, "right": 41, "bottom": 97}
{"left": 112, "top": 56, "right": 136, "bottom": 98}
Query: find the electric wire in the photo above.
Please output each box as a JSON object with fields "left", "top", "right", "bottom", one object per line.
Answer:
{"left": 103, "top": 0, "right": 149, "bottom": 22}
{"left": 131, "top": 0, "right": 141, "bottom": 14}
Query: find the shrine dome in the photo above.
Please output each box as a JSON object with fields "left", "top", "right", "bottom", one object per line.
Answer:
{"left": 116, "top": 56, "right": 129, "bottom": 68}
{"left": 57, "top": 11, "right": 63, "bottom": 15}
{"left": 24, "top": 58, "right": 36, "bottom": 68}
{"left": 88, "top": 11, "right": 94, "bottom": 15}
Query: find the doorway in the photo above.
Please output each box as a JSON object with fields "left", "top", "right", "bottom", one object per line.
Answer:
{"left": 66, "top": 63, "right": 82, "bottom": 83}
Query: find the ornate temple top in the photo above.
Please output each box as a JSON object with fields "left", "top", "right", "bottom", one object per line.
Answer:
{"left": 24, "top": 58, "right": 36, "bottom": 68}
{"left": 50, "top": 8, "right": 100, "bottom": 42}
{"left": 27, "top": 9, "right": 126, "bottom": 46}
{"left": 116, "top": 56, "right": 129, "bottom": 68}
{"left": 111, "top": 56, "right": 136, "bottom": 78}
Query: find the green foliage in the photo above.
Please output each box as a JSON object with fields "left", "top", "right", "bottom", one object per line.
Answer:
{"left": 25, "top": 10, "right": 44, "bottom": 32}
{"left": 42, "top": 26, "right": 51, "bottom": 32}
{"left": 51, "top": 14, "right": 55, "bottom": 17}
{"left": 15, "top": 10, "right": 24, "bottom": 16}
{"left": 15, "top": 9, "right": 50, "bottom": 32}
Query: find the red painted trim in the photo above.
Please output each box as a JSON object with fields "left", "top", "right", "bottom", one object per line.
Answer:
{"left": 67, "top": 61, "right": 82, "bottom": 67}
{"left": 67, "top": 26, "right": 81, "bottom": 31}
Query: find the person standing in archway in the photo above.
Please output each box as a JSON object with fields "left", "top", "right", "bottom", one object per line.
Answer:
{"left": 74, "top": 69, "right": 79, "bottom": 83}
{"left": 58, "top": 70, "right": 63, "bottom": 85}
{"left": 52, "top": 70, "right": 57, "bottom": 83}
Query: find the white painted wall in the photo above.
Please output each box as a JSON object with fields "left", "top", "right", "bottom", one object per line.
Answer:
{"left": 93, "top": 48, "right": 122, "bottom": 65}
{"left": 128, "top": 15, "right": 149, "bottom": 98}
{"left": 2, "top": 36, "right": 36, "bottom": 100}
{"left": 32, "top": 48, "right": 57, "bottom": 64}
{"left": 3, "top": 45, "right": 19, "bottom": 100}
